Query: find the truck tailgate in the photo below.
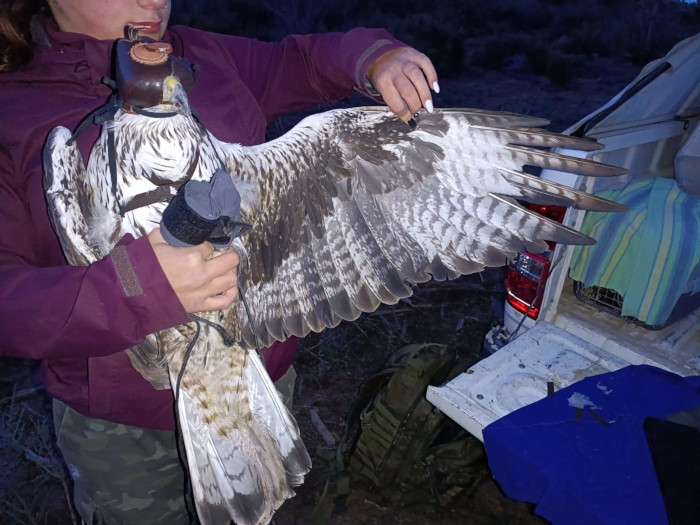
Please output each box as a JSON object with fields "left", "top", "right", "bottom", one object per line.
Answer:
{"left": 426, "top": 321, "right": 630, "bottom": 441}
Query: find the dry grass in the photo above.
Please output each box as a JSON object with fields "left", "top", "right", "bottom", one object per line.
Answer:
{"left": 0, "top": 377, "right": 77, "bottom": 525}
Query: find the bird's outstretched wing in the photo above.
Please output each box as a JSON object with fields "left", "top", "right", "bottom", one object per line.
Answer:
{"left": 217, "top": 107, "right": 626, "bottom": 348}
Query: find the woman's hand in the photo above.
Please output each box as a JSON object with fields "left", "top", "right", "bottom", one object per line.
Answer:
{"left": 366, "top": 46, "right": 439, "bottom": 125}
{"left": 148, "top": 228, "right": 239, "bottom": 313}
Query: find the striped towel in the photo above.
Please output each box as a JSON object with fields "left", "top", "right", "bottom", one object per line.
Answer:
{"left": 569, "top": 177, "right": 700, "bottom": 326}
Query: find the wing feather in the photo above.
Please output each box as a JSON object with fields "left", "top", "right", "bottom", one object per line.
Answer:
{"left": 43, "top": 127, "right": 102, "bottom": 266}
{"left": 354, "top": 190, "right": 430, "bottom": 283}
{"left": 333, "top": 197, "right": 404, "bottom": 304}
{"left": 497, "top": 167, "right": 627, "bottom": 211}
{"left": 213, "top": 106, "right": 625, "bottom": 346}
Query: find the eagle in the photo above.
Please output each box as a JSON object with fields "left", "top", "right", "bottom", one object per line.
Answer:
{"left": 43, "top": 40, "right": 626, "bottom": 525}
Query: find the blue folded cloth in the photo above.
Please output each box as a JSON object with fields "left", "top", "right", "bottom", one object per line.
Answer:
{"left": 569, "top": 177, "right": 700, "bottom": 326}
{"left": 484, "top": 365, "right": 700, "bottom": 525}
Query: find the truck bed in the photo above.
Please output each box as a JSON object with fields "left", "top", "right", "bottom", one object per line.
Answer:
{"left": 427, "top": 282, "right": 699, "bottom": 441}
{"left": 552, "top": 277, "right": 699, "bottom": 377}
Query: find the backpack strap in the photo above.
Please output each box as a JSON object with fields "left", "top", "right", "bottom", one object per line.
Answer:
{"left": 311, "top": 364, "right": 400, "bottom": 522}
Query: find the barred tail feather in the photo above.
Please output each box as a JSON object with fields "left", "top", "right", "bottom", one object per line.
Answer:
{"left": 171, "top": 347, "right": 310, "bottom": 525}
{"left": 173, "top": 389, "right": 231, "bottom": 525}
{"left": 244, "top": 349, "right": 312, "bottom": 488}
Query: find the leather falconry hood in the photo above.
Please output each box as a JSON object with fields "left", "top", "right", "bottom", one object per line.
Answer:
{"left": 114, "top": 28, "right": 198, "bottom": 109}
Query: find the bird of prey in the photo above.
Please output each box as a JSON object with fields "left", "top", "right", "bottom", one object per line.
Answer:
{"left": 43, "top": 39, "right": 626, "bottom": 525}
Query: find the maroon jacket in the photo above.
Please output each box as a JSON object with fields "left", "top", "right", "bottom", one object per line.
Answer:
{"left": 0, "top": 18, "right": 403, "bottom": 430}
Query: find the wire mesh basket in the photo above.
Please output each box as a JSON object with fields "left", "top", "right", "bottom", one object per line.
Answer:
{"left": 573, "top": 280, "right": 700, "bottom": 331}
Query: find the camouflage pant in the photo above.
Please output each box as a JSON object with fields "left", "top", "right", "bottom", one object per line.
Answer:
{"left": 53, "top": 366, "right": 297, "bottom": 524}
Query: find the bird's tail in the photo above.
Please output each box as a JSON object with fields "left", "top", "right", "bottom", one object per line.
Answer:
{"left": 171, "top": 343, "right": 311, "bottom": 525}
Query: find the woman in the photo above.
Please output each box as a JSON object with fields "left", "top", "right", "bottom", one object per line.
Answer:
{"left": 0, "top": 0, "right": 438, "bottom": 522}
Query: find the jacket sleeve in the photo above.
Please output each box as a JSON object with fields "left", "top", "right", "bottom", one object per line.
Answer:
{"left": 245, "top": 28, "right": 405, "bottom": 121}
{"left": 175, "top": 26, "right": 406, "bottom": 123}
{"left": 0, "top": 144, "right": 191, "bottom": 361}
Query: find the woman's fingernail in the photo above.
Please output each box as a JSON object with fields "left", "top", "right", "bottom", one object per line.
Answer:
{"left": 407, "top": 118, "right": 417, "bottom": 129}
{"left": 425, "top": 99, "right": 434, "bottom": 113}
{"left": 433, "top": 81, "right": 440, "bottom": 94}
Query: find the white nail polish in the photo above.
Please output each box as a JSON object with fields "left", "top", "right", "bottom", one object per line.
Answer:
{"left": 425, "top": 99, "right": 434, "bottom": 113}
{"left": 433, "top": 81, "right": 440, "bottom": 94}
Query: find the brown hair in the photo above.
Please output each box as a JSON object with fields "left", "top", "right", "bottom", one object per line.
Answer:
{"left": 0, "top": 0, "right": 49, "bottom": 72}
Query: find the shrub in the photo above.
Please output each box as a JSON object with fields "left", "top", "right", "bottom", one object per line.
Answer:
{"left": 545, "top": 50, "right": 576, "bottom": 87}
{"left": 469, "top": 33, "right": 536, "bottom": 71}
{"left": 170, "top": 0, "right": 699, "bottom": 79}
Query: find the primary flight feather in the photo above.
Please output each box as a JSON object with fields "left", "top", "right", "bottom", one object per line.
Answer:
{"left": 43, "top": 53, "right": 625, "bottom": 523}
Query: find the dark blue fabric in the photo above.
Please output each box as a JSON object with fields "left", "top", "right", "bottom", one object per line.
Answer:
{"left": 483, "top": 365, "right": 700, "bottom": 525}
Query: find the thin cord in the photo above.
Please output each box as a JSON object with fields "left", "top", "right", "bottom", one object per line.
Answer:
{"left": 175, "top": 285, "right": 261, "bottom": 405}
{"left": 169, "top": 206, "right": 262, "bottom": 522}
{"left": 188, "top": 314, "right": 237, "bottom": 347}
{"left": 172, "top": 312, "right": 237, "bottom": 524}
{"left": 237, "top": 285, "right": 263, "bottom": 356}
{"left": 175, "top": 318, "right": 201, "bottom": 402}
{"left": 174, "top": 317, "right": 200, "bottom": 524}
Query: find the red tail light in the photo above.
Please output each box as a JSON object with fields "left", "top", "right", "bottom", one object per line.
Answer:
{"left": 504, "top": 204, "right": 566, "bottom": 320}
{"left": 505, "top": 251, "right": 551, "bottom": 318}
{"left": 526, "top": 203, "right": 567, "bottom": 223}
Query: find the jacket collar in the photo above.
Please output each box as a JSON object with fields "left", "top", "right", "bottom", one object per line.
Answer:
{"left": 23, "top": 16, "right": 176, "bottom": 89}
{"left": 29, "top": 16, "right": 114, "bottom": 86}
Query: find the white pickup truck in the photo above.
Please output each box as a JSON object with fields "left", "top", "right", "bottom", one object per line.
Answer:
{"left": 427, "top": 33, "right": 700, "bottom": 442}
